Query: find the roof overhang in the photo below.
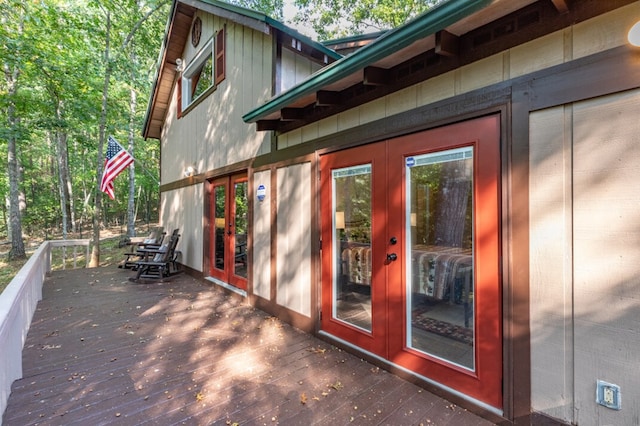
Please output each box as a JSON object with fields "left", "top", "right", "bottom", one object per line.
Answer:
{"left": 242, "top": 0, "right": 497, "bottom": 125}
{"left": 142, "top": 0, "right": 341, "bottom": 140}
{"left": 243, "top": 0, "right": 597, "bottom": 130}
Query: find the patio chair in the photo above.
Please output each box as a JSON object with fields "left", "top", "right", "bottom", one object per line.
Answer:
{"left": 119, "top": 229, "right": 166, "bottom": 269}
{"left": 128, "top": 230, "right": 182, "bottom": 282}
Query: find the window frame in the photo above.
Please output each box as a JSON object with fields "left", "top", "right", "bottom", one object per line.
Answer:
{"left": 180, "top": 36, "right": 215, "bottom": 113}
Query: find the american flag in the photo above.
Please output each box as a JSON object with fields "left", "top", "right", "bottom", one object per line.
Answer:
{"left": 100, "top": 136, "right": 134, "bottom": 199}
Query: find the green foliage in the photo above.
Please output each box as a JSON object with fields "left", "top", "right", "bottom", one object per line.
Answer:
{"left": 230, "top": 0, "right": 285, "bottom": 19}
{"left": 292, "top": 0, "right": 441, "bottom": 40}
{"left": 0, "top": 0, "right": 168, "bottom": 239}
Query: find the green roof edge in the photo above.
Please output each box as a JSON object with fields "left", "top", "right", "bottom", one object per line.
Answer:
{"left": 322, "top": 30, "right": 388, "bottom": 46}
{"left": 242, "top": 0, "right": 493, "bottom": 124}
{"left": 198, "top": 0, "right": 342, "bottom": 60}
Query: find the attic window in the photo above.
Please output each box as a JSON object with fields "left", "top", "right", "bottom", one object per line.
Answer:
{"left": 181, "top": 37, "right": 215, "bottom": 110}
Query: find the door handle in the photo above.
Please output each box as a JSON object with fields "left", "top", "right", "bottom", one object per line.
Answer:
{"left": 386, "top": 253, "right": 397, "bottom": 262}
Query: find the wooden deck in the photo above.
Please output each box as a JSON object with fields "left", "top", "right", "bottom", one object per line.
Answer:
{"left": 3, "top": 267, "right": 495, "bottom": 425}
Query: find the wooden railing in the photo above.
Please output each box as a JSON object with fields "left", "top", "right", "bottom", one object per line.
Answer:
{"left": 0, "top": 239, "right": 90, "bottom": 417}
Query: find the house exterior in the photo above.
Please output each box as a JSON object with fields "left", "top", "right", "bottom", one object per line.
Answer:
{"left": 142, "top": 0, "right": 640, "bottom": 424}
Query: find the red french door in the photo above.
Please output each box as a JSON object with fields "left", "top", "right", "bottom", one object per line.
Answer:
{"left": 210, "top": 174, "right": 248, "bottom": 291}
{"left": 320, "top": 115, "right": 502, "bottom": 408}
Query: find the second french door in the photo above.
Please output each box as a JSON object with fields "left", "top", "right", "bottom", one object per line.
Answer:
{"left": 320, "top": 115, "right": 502, "bottom": 409}
{"left": 210, "top": 173, "right": 248, "bottom": 291}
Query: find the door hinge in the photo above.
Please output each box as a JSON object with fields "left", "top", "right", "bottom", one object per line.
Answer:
{"left": 319, "top": 310, "right": 322, "bottom": 320}
{"left": 319, "top": 239, "right": 322, "bottom": 250}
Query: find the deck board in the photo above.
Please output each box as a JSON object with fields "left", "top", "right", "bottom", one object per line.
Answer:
{"left": 3, "top": 267, "right": 495, "bottom": 425}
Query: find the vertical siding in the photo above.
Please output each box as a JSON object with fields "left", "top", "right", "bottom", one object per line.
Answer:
{"left": 510, "top": 31, "right": 564, "bottom": 79}
{"left": 529, "top": 106, "right": 574, "bottom": 423}
{"left": 572, "top": 3, "right": 640, "bottom": 60}
{"left": 529, "top": 89, "right": 640, "bottom": 426}
{"left": 252, "top": 170, "right": 271, "bottom": 300}
{"left": 276, "top": 163, "right": 312, "bottom": 317}
{"left": 571, "top": 89, "right": 640, "bottom": 425}
{"left": 160, "top": 186, "right": 204, "bottom": 272}
{"left": 161, "top": 12, "right": 272, "bottom": 184}
{"left": 279, "top": 48, "right": 323, "bottom": 94}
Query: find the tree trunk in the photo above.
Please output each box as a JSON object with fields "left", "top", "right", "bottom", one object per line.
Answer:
{"left": 433, "top": 161, "right": 471, "bottom": 248}
{"left": 4, "top": 58, "right": 26, "bottom": 258}
{"left": 90, "top": 11, "right": 111, "bottom": 268}
{"left": 7, "top": 95, "right": 26, "bottom": 258}
{"left": 55, "top": 101, "right": 72, "bottom": 238}
{"left": 127, "top": 53, "right": 137, "bottom": 238}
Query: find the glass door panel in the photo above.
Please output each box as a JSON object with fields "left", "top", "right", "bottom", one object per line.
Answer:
{"left": 332, "top": 165, "right": 372, "bottom": 332}
{"left": 213, "top": 184, "right": 227, "bottom": 272}
{"left": 405, "top": 147, "right": 475, "bottom": 370}
{"left": 320, "top": 142, "right": 387, "bottom": 356}
{"left": 232, "top": 180, "right": 248, "bottom": 280}
{"left": 322, "top": 115, "right": 502, "bottom": 408}
{"left": 209, "top": 174, "right": 248, "bottom": 291}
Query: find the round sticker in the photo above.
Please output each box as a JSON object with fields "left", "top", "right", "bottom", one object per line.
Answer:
{"left": 257, "top": 184, "right": 266, "bottom": 202}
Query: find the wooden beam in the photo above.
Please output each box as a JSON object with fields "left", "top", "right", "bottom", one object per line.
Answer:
{"left": 316, "top": 90, "right": 341, "bottom": 106}
{"left": 550, "top": 0, "right": 569, "bottom": 13}
{"left": 363, "top": 66, "right": 389, "bottom": 86}
{"left": 435, "top": 30, "right": 459, "bottom": 57}
{"left": 280, "top": 107, "right": 304, "bottom": 121}
{"left": 256, "top": 120, "right": 280, "bottom": 131}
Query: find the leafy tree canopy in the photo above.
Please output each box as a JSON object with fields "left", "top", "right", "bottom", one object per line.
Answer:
{"left": 230, "top": 0, "right": 285, "bottom": 20}
{"left": 292, "top": 0, "right": 441, "bottom": 40}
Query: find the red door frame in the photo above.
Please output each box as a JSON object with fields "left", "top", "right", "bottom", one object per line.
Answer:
{"left": 209, "top": 173, "right": 248, "bottom": 291}
{"left": 320, "top": 142, "right": 388, "bottom": 357}
{"left": 320, "top": 115, "right": 502, "bottom": 408}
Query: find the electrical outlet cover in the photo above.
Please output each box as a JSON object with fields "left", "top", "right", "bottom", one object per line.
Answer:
{"left": 596, "top": 380, "right": 621, "bottom": 410}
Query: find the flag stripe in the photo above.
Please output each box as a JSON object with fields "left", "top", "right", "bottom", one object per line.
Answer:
{"left": 100, "top": 136, "right": 134, "bottom": 199}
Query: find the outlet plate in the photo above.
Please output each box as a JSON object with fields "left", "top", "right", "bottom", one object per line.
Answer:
{"left": 596, "top": 380, "right": 621, "bottom": 410}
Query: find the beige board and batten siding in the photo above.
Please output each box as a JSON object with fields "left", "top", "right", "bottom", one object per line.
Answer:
{"left": 530, "top": 89, "right": 640, "bottom": 426}
{"left": 280, "top": 48, "right": 324, "bottom": 94}
{"left": 571, "top": 89, "right": 640, "bottom": 425}
{"left": 252, "top": 169, "right": 272, "bottom": 301}
{"left": 277, "top": 3, "right": 640, "bottom": 149}
{"left": 160, "top": 185, "right": 204, "bottom": 272}
{"left": 161, "top": 13, "right": 272, "bottom": 185}
{"left": 529, "top": 105, "right": 574, "bottom": 423}
{"left": 276, "top": 163, "right": 312, "bottom": 317}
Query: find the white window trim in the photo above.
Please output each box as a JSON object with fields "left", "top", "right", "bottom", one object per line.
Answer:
{"left": 181, "top": 36, "right": 214, "bottom": 111}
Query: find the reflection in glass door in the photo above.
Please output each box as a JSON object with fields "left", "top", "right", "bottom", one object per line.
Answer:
{"left": 332, "top": 165, "right": 372, "bottom": 332}
{"left": 210, "top": 174, "right": 248, "bottom": 291}
{"left": 233, "top": 180, "right": 248, "bottom": 280}
{"left": 405, "top": 147, "right": 475, "bottom": 370}
{"left": 322, "top": 115, "right": 502, "bottom": 408}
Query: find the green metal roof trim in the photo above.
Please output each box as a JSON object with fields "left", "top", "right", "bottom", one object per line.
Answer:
{"left": 322, "top": 31, "right": 388, "bottom": 46}
{"left": 242, "top": 0, "right": 493, "bottom": 123}
{"left": 197, "top": 0, "right": 342, "bottom": 60}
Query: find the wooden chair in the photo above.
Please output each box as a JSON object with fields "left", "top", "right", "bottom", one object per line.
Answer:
{"left": 129, "top": 230, "right": 182, "bottom": 282}
{"left": 119, "top": 229, "right": 166, "bottom": 269}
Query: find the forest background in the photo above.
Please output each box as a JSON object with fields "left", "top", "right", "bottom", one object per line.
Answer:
{"left": 0, "top": 0, "right": 438, "bottom": 289}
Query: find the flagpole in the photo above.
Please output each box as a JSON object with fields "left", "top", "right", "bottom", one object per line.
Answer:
{"left": 132, "top": 158, "right": 160, "bottom": 186}
{"left": 109, "top": 135, "right": 159, "bottom": 186}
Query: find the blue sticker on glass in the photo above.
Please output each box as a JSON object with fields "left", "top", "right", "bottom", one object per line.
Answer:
{"left": 406, "top": 157, "right": 415, "bottom": 167}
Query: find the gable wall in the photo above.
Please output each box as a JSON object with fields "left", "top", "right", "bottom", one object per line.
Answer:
{"left": 158, "top": 11, "right": 275, "bottom": 272}
{"left": 160, "top": 11, "right": 273, "bottom": 186}
{"left": 280, "top": 48, "right": 323, "bottom": 94}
